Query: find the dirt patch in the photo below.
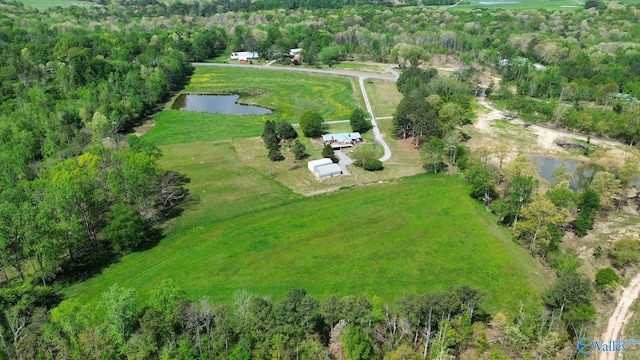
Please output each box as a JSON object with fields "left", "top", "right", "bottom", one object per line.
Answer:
{"left": 134, "top": 119, "right": 156, "bottom": 137}
{"left": 397, "top": 137, "right": 420, "bottom": 152}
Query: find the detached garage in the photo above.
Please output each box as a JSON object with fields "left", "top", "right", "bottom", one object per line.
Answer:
{"left": 314, "top": 163, "right": 342, "bottom": 180}
{"left": 307, "top": 158, "right": 343, "bottom": 180}
{"left": 308, "top": 158, "right": 333, "bottom": 172}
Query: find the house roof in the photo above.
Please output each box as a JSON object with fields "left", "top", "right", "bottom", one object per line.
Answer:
{"left": 322, "top": 132, "right": 362, "bottom": 143}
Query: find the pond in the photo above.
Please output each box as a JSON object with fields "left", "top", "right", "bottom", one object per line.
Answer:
{"left": 531, "top": 155, "right": 583, "bottom": 190}
{"left": 531, "top": 155, "right": 640, "bottom": 190}
{"left": 172, "top": 94, "right": 272, "bottom": 115}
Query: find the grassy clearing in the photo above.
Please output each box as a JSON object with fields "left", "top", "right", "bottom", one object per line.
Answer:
{"left": 66, "top": 166, "right": 546, "bottom": 313}
{"left": 144, "top": 67, "right": 362, "bottom": 146}
{"left": 17, "top": 0, "right": 97, "bottom": 8}
{"left": 144, "top": 110, "right": 268, "bottom": 146}
{"left": 185, "top": 66, "right": 357, "bottom": 121}
{"left": 235, "top": 120, "right": 423, "bottom": 195}
{"left": 365, "top": 79, "right": 403, "bottom": 118}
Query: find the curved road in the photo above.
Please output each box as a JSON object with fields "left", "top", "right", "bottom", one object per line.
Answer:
{"left": 192, "top": 62, "right": 397, "bottom": 162}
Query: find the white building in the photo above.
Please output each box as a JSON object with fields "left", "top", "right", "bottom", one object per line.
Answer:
{"left": 322, "top": 132, "right": 362, "bottom": 149}
{"left": 229, "top": 52, "right": 259, "bottom": 61}
{"left": 307, "top": 158, "right": 342, "bottom": 180}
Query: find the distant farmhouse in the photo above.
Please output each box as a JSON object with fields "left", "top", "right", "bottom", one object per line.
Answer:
{"left": 229, "top": 49, "right": 303, "bottom": 64}
{"left": 289, "top": 48, "right": 302, "bottom": 65}
{"left": 308, "top": 158, "right": 342, "bottom": 180}
{"left": 229, "top": 51, "right": 259, "bottom": 63}
{"left": 322, "top": 132, "right": 362, "bottom": 149}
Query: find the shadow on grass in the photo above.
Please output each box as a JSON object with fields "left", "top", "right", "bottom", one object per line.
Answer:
{"left": 55, "top": 243, "right": 119, "bottom": 286}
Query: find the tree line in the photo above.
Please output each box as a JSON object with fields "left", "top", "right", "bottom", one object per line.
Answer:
{"left": 391, "top": 62, "right": 640, "bottom": 358}
{"left": 0, "top": 0, "right": 198, "bottom": 338}
{"left": 3, "top": 281, "right": 494, "bottom": 359}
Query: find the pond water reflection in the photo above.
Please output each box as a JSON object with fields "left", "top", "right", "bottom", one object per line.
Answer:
{"left": 172, "top": 94, "right": 272, "bottom": 115}
{"left": 531, "top": 155, "right": 583, "bottom": 190}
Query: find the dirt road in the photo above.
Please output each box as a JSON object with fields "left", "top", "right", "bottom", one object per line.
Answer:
{"left": 476, "top": 96, "right": 639, "bottom": 360}
{"left": 475, "top": 97, "right": 625, "bottom": 152}
{"left": 599, "top": 275, "right": 640, "bottom": 360}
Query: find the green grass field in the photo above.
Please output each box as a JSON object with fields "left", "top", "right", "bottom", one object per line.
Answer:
{"left": 66, "top": 162, "right": 546, "bottom": 313}
{"left": 144, "top": 67, "right": 361, "bottom": 146}
{"left": 185, "top": 66, "right": 358, "bottom": 121}
{"left": 65, "top": 65, "right": 548, "bottom": 317}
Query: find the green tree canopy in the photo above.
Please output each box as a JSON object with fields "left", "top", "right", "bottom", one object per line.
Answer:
{"left": 349, "top": 108, "right": 370, "bottom": 133}
{"left": 298, "top": 111, "right": 324, "bottom": 138}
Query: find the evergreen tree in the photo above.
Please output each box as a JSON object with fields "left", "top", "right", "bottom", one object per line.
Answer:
{"left": 262, "top": 120, "right": 279, "bottom": 148}
{"left": 277, "top": 121, "right": 298, "bottom": 141}
{"left": 321, "top": 144, "right": 338, "bottom": 163}
{"left": 291, "top": 140, "right": 308, "bottom": 160}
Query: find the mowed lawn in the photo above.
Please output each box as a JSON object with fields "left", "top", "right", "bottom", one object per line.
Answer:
{"left": 66, "top": 159, "right": 546, "bottom": 313}
{"left": 144, "top": 66, "right": 361, "bottom": 146}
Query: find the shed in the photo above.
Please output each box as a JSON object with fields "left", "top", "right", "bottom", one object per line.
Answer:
{"left": 314, "top": 163, "right": 342, "bottom": 180}
{"left": 308, "top": 158, "right": 333, "bottom": 172}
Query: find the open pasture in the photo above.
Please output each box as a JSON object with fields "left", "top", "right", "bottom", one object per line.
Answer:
{"left": 66, "top": 160, "right": 546, "bottom": 313}
{"left": 185, "top": 66, "right": 359, "bottom": 121}
{"left": 145, "top": 66, "right": 362, "bottom": 146}
{"left": 65, "top": 65, "right": 546, "bottom": 316}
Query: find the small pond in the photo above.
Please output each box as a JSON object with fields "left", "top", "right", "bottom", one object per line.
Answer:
{"left": 173, "top": 94, "right": 272, "bottom": 115}
{"left": 532, "top": 155, "right": 583, "bottom": 190}
{"left": 532, "top": 155, "right": 640, "bottom": 190}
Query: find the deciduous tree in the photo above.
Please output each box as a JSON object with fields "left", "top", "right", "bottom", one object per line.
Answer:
{"left": 299, "top": 111, "right": 324, "bottom": 138}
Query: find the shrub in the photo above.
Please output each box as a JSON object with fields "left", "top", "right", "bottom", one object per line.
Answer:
{"left": 611, "top": 239, "right": 640, "bottom": 268}
{"left": 291, "top": 140, "right": 308, "bottom": 160}
{"left": 595, "top": 268, "right": 620, "bottom": 292}
{"left": 277, "top": 121, "right": 298, "bottom": 140}
{"left": 363, "top": 159, "right": 383, "bottom": 171}
{"left": 574, "top": 209, "right": 594, "bottom": 237}
{"left": 104, "top": 202, "right": 147, "bottom": 252}
{"left": 352, "top": 146, "right": 377, "bottom": 168}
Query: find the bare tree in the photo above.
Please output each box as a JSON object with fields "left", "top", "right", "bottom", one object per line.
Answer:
{"left": 161, "top": 171, "right": 186, "bottom": 207}
{"left": 5, "top": 306, "right": 26, "bottom": 358}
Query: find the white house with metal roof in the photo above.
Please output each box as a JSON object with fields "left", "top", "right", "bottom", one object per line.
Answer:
{"left": 322, "top": 132, "right": 362, "bottom": 149}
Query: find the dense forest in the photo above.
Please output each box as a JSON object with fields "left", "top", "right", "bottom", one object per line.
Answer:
{"left": 1, "top": 0, "right": 640, "bottom": 358}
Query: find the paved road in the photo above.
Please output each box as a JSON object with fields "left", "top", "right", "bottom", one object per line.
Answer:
{"left": 192, "top": 62, "right": 398, "bottom": 162}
